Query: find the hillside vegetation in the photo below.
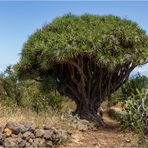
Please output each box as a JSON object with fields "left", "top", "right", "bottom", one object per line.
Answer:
{"left": 0, "top": 14, "right": 148, "bottom": 147}
{"left": 0, "top": 66, "right": 148, "bottom": 146}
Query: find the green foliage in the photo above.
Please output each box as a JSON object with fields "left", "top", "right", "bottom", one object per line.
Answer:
{"left": 39, "top": 75, "right": 58, "bottom": 92}
{"left": 24, "top": 85, "right": 65, "bottom": 113}
{"left": 22, "top": 82, "right": 50, "bottom": 113}
{"left": 108, "top": 88, "right": 123, "bottom": 106}
{"left": 47, "top": 91, "right": 65, "bottom": 110}
{"left": 0, "top": 66, "right": 66, "bottom": 112}
{"left": 121, "top": 74, "right": 148, "bottom": 100}
{"left": 17, "top": 14, "right": 148, "bottom": 82}
{"left": 121, "top": 89, "right": 148, "bottom": 142}
{"left": 109, "top": 74, "right": 148, "bottom": 142}
{"left": 110, "top": 74, "right": 148, "bottom": 105}
{"left": 0, "top": 66, "right": 24, "bottom": 106}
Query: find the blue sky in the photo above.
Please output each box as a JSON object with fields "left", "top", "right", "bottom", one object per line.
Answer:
{"left": 0, "top": 1, "right": 148, "bottom": 76}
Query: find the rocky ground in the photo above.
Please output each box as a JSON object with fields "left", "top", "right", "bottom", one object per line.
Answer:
{"left": 65, "top": 112, "right": 138, "bottom": 147}
{"left": 0, "top": 105, "right": 139, "bottom": 147}
{"left": 63, "top": 105, "right": 139, "bottom": 147}
{"left": 0, "top": 121, "right": 70, "bottom": 147}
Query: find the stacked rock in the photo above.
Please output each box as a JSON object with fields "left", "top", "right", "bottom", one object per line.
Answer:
{"left": 0, "top": 121, "right": 70, "bottom": 147}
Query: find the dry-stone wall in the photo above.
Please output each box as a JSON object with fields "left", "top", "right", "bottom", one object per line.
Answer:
{"left": 0, "top": 121, "right": 71, "bottom": 147}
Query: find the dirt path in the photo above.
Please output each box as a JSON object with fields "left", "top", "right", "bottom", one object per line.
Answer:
{"left": 64, "top": 112, "right": 138, "bottom": 147}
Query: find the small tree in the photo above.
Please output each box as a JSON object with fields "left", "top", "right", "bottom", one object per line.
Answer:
{"left": 0, "top": 66, "right": 24, "bottom": 106}
{"left": 17, "top": 14, "right": 148, "bottom": 125}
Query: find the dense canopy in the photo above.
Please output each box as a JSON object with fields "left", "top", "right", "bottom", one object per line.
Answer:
{"left": 17, "top": 14, "right": 148, "bottom": 125}
{"left": 18, "top": 14, "right": 148, "bottom": 76}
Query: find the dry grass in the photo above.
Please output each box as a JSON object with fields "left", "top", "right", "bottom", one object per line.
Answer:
{"left": 0, "top": 101, "right": 140, "bottom": 147}
{"left": 0, "top": 101, "right": 76, "bottom": 131}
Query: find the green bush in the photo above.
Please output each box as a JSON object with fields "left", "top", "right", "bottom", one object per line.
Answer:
{"left": 109, "top": 74, "right": 148, "bottom": 143}
{"left": 20, "top": 82, "right": 65, "bottom": 113}
{"left": 121, "top": 74, "right": 148, "bottom": 100}
{"left": 0, "top": 66, "right": 66, "bottom": 113}
{"left": 47, "top": 92, "right": 65, "bottom": 110}
{"left": 0, "top": 66, "right": 24, "bottom": 107}
{"left": 121, "top": 88, "right": 148, "bottom": 142}
{"left": 109, "top": 74, "right": 148, "bottom": 106}
{"left": 29, "top": 91, "right": 65, "bottom": 113}
{"left": 108, "top": 88, "right": 123, "bottom": 106}
{"left": 24, "top": 85, "right": 50, "bottom": 113}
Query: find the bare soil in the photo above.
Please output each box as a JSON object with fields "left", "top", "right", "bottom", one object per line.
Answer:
{"left": 64, "top": 111, "right": 138, "bottom": 148}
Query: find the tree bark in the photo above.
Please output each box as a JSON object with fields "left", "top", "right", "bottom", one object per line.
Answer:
{"left": 50, "top": 55, "right": 135, "bottom": 126}
{"left": 72, "top": 99, "right": 104, "bottom": 126}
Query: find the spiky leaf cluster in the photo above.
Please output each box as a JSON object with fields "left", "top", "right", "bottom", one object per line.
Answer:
{"left": 17, "top": 14, "right": 148, "bottom": 79}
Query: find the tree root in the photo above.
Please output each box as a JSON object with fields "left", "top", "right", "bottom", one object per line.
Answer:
{"left": 72, "top": 110, "right": 105, "bottom": 127}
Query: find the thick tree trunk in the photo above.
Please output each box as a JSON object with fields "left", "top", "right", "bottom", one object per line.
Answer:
{"left": 72, "top": 100, "right": 104, "bottom": 126}
{"left": 53, "top": 54, "right": 135, "bottom": 126}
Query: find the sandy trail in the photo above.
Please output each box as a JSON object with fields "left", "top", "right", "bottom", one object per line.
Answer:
{"left": 64, "top": 112, "right": 138, "bottom": 148}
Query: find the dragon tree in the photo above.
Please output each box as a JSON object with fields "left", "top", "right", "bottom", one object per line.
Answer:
{"left": 17, "top": 14, "right": 148, "bottom": 125}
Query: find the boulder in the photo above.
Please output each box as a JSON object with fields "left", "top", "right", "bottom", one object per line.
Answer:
{"left": 30, "top": 132, "right": 35, "bottom": 139}
{"left": 18, "top": 139, "right": 26, "bottom": 147}
{"left": 71, "top": 119, "right": 97, "bottom": 131}
{"left": 0, "top": 121, "right": 70, "bottom": 147}
{"left": 18, "top": 132, "right": 23, "bottom": 138}
{"left": 5, "top": 121, "right": 26, "bottom": 134}
{"left": 22, "top": 131, "right": 32, "bottom": 140}
{"left": 28, "top": 138, "right": 33, "bottom": 144}
{"left": 43, "top": 124, "right": 52, "bottom": 130}
{"left": 35, "top": 129, "right": 44, "bottom": 138}
{"left": 15, "top": 137, "right": 22, "bottom": 144}
{"left": 3, "top": 137, "right": 18, "bottom": 147}
{"left": 44, "top": 130, "right": 53, "bottom": 140}
{"left": 25, "top": 142, "right": 31, "bottom": 147}
{"left": 24, "top": 122, "right": 36, "bottom": 133}
{"left": 33, "top": 138, "right": 46, "bottom": 147}
{"left": 31, "top": 138, "right": 44, "bottom": 146}
{"left": 3, "top": 128, "right": 12, "bottom": 137}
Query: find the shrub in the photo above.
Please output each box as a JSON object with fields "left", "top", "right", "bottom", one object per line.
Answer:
{"left": 47, "top": 91, "right": 65, "bottom": 110}
{"left": 109, "top": 74, "right": 148, "bottom": 143}
{"left": 109, "top": 74, "right": 148, "bottom": 106}
{"left": 0, "top": 66, "right": 24, "bottom": 107}
{"left": 121, "top": 74, "right": 148, "bottom": 100}
{"left": 0, "top": 66, "right": 65, "bottom": 113}
{"left": 30, "top": 93, "right": 65, "bottom": 113}
{"left": 22, "top": 82, "right": 65, "bottom": 113}
{"left": 121, "top": 88, "right": 148, "bottom": 142}
{"left": 26, "top": 87, "right": 50, "bottom": 113}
